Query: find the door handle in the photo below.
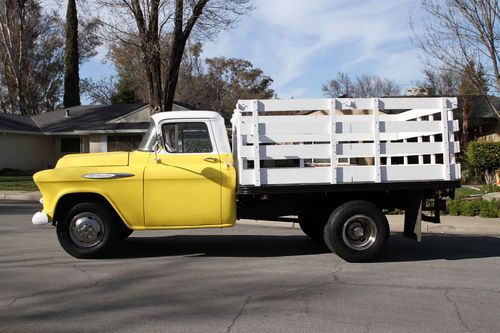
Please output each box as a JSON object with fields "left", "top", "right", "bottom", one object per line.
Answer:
{"left": 204, "top": 157, "right": 219, "bottom": 162}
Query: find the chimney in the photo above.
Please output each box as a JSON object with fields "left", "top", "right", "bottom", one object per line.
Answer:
{"left": 65, "top": 110, "right": 70, "bottom": 117}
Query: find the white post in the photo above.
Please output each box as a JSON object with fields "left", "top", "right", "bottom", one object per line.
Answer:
{"left": 252, "top": 100, "right": 261, "bottom": 186}
{"left": 329, "top": 99, "right": 337, "bottom": 184}
{"left": 441, "top": 98, "right": 451, "bottom": 180}
{"left": 448, "top": 110, "right": 457, "bottom": 165}
{"left": 417, "top": 117, "right": 424, "bottom": 164}
{"left": 235, "top": 108, "right": 244, "bottom": 182}
{"left": 429, "top": 114, "right": 436, "bottom": 164}
{"left": 373, "top": 98, "right": 381, "bottom": 182}
{"left": 403, "top": 139, "right": 408, "bottom": 165}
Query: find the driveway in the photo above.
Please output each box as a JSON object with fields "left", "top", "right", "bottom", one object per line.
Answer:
{"left": 1, "top": 201, "right": 500, "bottom": 332}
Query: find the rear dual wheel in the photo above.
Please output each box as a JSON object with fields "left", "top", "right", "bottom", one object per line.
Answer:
{"left": 324, "top": 200, "right": 389, "bottom": 262}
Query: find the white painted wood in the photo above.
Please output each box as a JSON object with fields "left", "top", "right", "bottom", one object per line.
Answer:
{"left": 234, "top": 97, "right": 460, "bottom": 186}
{"left": 429, "top": 115, "right": 436, "bottom": 164}
{"left": 238, "top": 164, "right": 462, "bottom": 185}
{"left": 373, "top": 98, "right": 381, "bottom": 182}
{"left": 239, "top": 142, "right": 460, "bottom": 160}
{"left": 237, "top": 97, "right": 457, "bottom": 112}
{"left": 242, "top": 127, "right": 456, "bottom": 144}
{"left": 330, "top": 99, "right": 338, "bottom": 184}
{"left": 441, "top": 98, "right": 451, "bottom": 181}
{"left": 417, "top": 117, "right": 424, "bottom": 165}
{"left": 240, "top": 118, "right": 455, "bottom": 136}
{"left": 251, "top": 100, "right": 261, "bottom": 186}
{"left": 233, "top": 110, "right": 244, "bottom": 183}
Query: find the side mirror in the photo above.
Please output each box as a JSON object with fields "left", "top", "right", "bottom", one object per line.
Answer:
{"left": 153, "top": 141, "right": 162, "bottom": 163}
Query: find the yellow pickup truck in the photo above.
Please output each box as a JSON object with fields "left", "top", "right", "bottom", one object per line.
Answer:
{"left": 32, "top": 98, "right": 461, "bottom": 262}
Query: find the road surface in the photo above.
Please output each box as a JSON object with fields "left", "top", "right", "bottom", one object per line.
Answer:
{"left": 1, "top": 201, "right": 500, "bottom": 332}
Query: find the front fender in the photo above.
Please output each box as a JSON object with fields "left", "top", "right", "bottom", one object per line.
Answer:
{"left": 33, "top": 167, "right": 145, "bottom": 228}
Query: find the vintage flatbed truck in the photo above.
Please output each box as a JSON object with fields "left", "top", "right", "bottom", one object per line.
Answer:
{"left": 32, "top": 97, "right": 461, "bottom": 262}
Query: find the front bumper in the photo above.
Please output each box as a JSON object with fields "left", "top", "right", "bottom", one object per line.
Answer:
{"left": 32, "top": 211, "right": 49, "bottom": 225}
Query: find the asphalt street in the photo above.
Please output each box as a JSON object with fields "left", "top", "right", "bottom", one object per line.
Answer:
{"left": 1, "top": 201, "right": 500, "bottom": 333}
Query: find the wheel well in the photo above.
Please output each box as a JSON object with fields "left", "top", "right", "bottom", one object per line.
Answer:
{"left": 53, "top": 193, "right": 124, "bottom": 226}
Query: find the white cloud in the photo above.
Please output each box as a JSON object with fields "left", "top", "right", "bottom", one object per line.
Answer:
{"left": 203, "top": 0, "right": 423, "bottom": 96}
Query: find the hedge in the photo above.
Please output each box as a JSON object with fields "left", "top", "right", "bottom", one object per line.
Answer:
{"left": 464, "top": 142, "right": 500, "bottom": 183}
{"left": 448, "top": 199, "right": 500, "bottom": 218}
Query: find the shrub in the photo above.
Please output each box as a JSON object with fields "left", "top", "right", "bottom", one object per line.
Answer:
{"left": 447, "top": 198, "right": 500, "bottom": 218}
{"left": 448, "top": 200, "right": 460, "bottom": 216}
{"left": 480, "top": 184, "right": 500, "bottom": 194}
{"left": 464, "top": 142, "right": 500, "bottom": 183}
{"left": 460, "top": 200, "right": 482, "bottom": 216}
{"left": 478, "top": 200, "right": 499, "bottom": 218}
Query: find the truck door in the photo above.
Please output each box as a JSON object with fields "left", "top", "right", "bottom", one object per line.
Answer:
{"left": 143, "top": 120, "right": 222, "bottom": 227}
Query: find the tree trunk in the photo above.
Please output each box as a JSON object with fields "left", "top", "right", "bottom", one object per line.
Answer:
{"left": 163, "top": 0, "right": 208, "bottom": 111}
{"left": 63, "top": 0, "right": 80, "bottom": 108}
{"left": 164, "top": 44, "right": 185, "bottom": 111}
{"left": 150, "top": 47, "right": 162, "bottom": 109}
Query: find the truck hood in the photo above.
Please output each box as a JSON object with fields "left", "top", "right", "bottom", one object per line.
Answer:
{"left": 56, "top": 152, "right": 130, "bottom": 168}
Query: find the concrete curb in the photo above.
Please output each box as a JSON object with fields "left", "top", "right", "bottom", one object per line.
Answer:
{"left": 238, "top": 215, "right": 500, "bottom": 236}
{"left": 0, "top": 191, "right": 41, "bottom": 202}
{"left": 2, "top": 191, "right": 499, "bottom": 235}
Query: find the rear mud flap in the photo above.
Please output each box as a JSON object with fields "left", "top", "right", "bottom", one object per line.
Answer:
{"left": 404, "top": 192, "right": 422, "bottom": 242}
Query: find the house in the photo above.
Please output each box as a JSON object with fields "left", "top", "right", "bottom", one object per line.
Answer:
{"left": 456, "top": 95, "right": 500, "bottom": 143}
{"left": 0, "top": 102, "right": 193, "bottom": 171}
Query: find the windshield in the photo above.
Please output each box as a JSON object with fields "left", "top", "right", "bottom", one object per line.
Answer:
{"left": 138, "top": 122, "right": 158, "bottom": 152}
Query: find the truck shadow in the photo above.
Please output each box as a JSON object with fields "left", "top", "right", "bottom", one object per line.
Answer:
{"left": 108, "top": 233, "right": 500, "bottom": 262}
{"left": 110, "top": 235, "right": 327, "bottom": 258}
{"left": 378, "top": 233, "right": 500, "bottom": 262}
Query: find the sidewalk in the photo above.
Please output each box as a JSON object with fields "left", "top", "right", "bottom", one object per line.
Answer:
{"left": 238, "top": 215, "right": 500, "bottom": 236}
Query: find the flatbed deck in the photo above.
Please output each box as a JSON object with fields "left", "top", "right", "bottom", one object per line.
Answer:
{"left": 237, "top": 180, "right": 461, "bottom": 195}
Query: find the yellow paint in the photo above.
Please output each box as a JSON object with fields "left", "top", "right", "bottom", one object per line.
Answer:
{"left": 33, "top": 150, "right": 237, "bottom": 230}
{"left": 56, "top": 151, "right": 130, "bottom": 168}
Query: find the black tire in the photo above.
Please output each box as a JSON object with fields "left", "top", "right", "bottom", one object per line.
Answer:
{"left": 298, "top": 214, "right": 325, "bottom": 243}
{"left": 117, "top": 225, "right": 133, "bottom": 241}
{"left": 57, "top": 202, "right": 119, "bottom": 259}
{"left": 324, "top": 200, "right": 389, "bottom": 262}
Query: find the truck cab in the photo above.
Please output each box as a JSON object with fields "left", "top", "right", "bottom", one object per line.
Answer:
{"left": 33, "top": 111, "right": 236, "bottom": 258}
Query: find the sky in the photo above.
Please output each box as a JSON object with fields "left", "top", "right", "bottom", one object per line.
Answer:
{"left": 80, "top": 0, "right": 427, "bottom": 100}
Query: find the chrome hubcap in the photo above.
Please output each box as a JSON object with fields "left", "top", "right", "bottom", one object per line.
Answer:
{"left": 342, "top": 214, "right": 377, "bottom": 251}
{"left": 69, "top": 213, "right": 104, "bottom": 248}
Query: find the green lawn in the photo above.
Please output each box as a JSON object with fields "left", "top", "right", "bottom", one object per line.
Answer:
{"left": 0, "top": 176, "right": 38, "bottom": 191}
{"left": 455, "top": 186, "right": 483, "bottom": 197}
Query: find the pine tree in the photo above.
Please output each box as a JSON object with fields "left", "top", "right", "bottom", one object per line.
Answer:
{"left": 459, "top": 60, "right": 489, "bottom": 96}
{"left": 63, "top": 0, "right": 80, "bottom": 107}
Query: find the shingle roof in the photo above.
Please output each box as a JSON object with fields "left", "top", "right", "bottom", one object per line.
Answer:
{"left": 0, "top": 113, "right": 41, "bottom": 133}
{"left": 32, "top": 103, "right": 149, "bottom": 133}
{"left": 0, "top": 102, "right": 194, "bottom": 134}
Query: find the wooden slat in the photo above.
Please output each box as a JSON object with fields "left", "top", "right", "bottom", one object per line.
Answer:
{"left": 237, "top": 97, "right": 457, "bottom": 112}
{"left": 239, "top": 142, "right": 460, "bottom": 160}
{"left": 240, "top": 118, "right": 456, "bottom": 136}
{"left": 238, "top": 164, "right": 461, "bottom": 185}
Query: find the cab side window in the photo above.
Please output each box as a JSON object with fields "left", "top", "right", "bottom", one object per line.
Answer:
{"left": 162, "top": 122, "right": 213, "bottom": 153}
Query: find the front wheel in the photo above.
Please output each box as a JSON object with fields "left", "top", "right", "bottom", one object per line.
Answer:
{"left": 57, "top": 202, "right": 119, "bottom": 258}
{"left": 324, "top": 200, "right": 389, "bottom": 262}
